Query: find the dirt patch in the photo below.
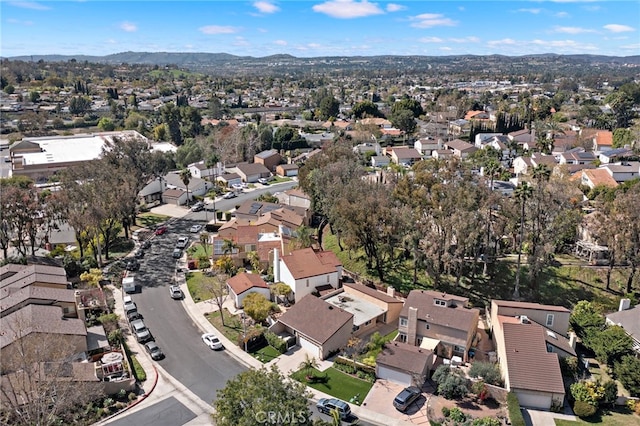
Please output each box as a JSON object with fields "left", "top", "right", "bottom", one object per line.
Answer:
{"left": 427, "top": 388, "right": 508, "bottom": 424}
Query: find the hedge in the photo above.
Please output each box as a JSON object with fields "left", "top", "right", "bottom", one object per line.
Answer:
{"left": 264, "top": 331, "right": 287, "bottom": 354}
{"left": 507, "top": 392, "right": 526, "bottom": 426}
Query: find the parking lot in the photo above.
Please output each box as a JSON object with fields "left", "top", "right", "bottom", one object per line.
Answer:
{"left": 362, "top": 380, "right": 430, "bottom": 425}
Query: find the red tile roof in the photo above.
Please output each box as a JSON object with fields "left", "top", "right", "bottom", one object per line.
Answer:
{"left": 227, "top": 272, "right": 268, "bottom": 296}
{"left": 281, "top": 248, "right": 341, "bottom": 280}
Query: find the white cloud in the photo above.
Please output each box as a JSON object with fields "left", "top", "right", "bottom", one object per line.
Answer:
{"left": 274, "top": 40, "right": 288, "bottom": 46}
{"left": 553, "top": 26, "right": 595, "bottom": 34}
{"left": 386, "top": 3, "right": 405, "bottom": 12}
{"left": 7, "top": 1, "right": 50, "bottom": 11}
{"left": 584, "top": 5, "right": 601, "bottom": 12}
{"left": 6, "top": 18, "right": 33, "bottom": 25}
{"left": 106, "top": 38, "right": 117, "bottom": 44}
{"left": 199, "top": 25, "right": 239, "bottom": 34}
{"left": 531, "top": 39, "right": 598, "bottom": 50}
{"left": 555, "top": 12, "right": 569, "bottom": 18}
{"left": 517, "top": 8, "right": 541, "bottom": 14}
{"left": 604, "top": 24, "right": 635, "bottom": 33}
{"left": 620, "top": 43, "right": 640, "bottom": 50}
{"left": 119, "top": 22, "right": 137, "bottom": 32}
{"left": 312, "top": 0, "right": 384, "bottom": 19}
{"left": 488, "top": 38, "right": 516, "bottom": 46}
{"left": 449, "top": 36, "right": 480, "bottom": 43}
{"left": 418, "top": 37, "right": 443, "bottom": 43}
{"left": 233, "top": 37, "right": 250, "bottom": 46}
{"left": 439, "top": 47, "right": 452, "bottom": 51}
{"left": 410, "top": 13, "right": 457, "bottom": 29}
{"left": 253, "top": 1, "right": 279, "bottom": 14}
{"left": 258, "top": 28, "right": 268, "bottom": 33}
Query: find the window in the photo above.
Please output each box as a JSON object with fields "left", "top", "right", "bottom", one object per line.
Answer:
{"left": 398, "top": 333, "right": 407, "bottom": 343}
{"left": 434, "top": 299, "right": 446, "bottom": 307}
{"left": 364, "top": 320, "right": 371, "bottom": 326}
{"left": 417, "top": 337, "right": 423, "bottom": 346}
{"left": 327, "top": 275, "right": 330, "bottom": 283}
{"left": 454, "top": 345, "right": 465, "bottom": 353}
{"left": 400, "top": 318, "right": 408, "bottom": 327}
{"left": 352, "top": 325, "right": 360, "bottom": 332}
{"left": 213, "top": 240, "right": 224, "bottom": 255}
{"left": 306, "top": 279, "right": 309, "bottom": 287}
{"left": 425, "top": 323, "right": 430, "bottom": 330}
{"left": 546, "top": 314, "right": 554, "bottom": 327}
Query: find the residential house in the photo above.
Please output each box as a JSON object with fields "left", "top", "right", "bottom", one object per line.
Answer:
{"left": 444, "top": 139, "right": 478, "bottom": 159}
{"left": 398, "top": 290, "right": 480, "bottom": 363}
{"left": 387, "top": 147, "right": 423, "bottom": 166}
{"left": 322, "top": 283, "right": 404, "bottom": 337}
{"left": 449, "top": 119, "right": 470, "bottom": 136}
{"left": 432, "top": 149, "right": 454, "bottom": 160}
{"left": 371, "top": 155, "right": 391, "bottom": 168}
{"left": 414, "top": 137, "right": 442, "bottom": 157}
{"left": 164, "top": 171, "right": 212, "bottom": 200}
{"left": 233, "top": 200, "right": 309, "bottom": 226}
{"left": 605, "top": 299, "right": 640, "bottom": 356}
{"left": 508, "top": 129, "right": 534, "bottom": 147}
{"left": 601, "top": 162, "right": 640, "bottom": 183}
{"left": 269, "top": 294, "right": 353, "bottom": 360}
{"left": 376, "top": 341, "right": 435, "bottom": 387}
{"left": 187, "top": 160, "right": 223, "bottom": 180}
{"left": 353, "top": 142, "right": 381, "bottom": 156}
{"left": 360, "top": 117, "right": 392, "bottom": 129}
{"left": 230, "top": 162, "right": 271, "bottom": 183}
{"left": 216, "top": 173, "right": 243, "bottom": 188}
{"left": 558, "top": 148, "right": 596, "bottom": 166}
{"left": 582, "top": 129, "right": 613, "bottom": 154}
{"left": 254, "top": 149, "right": 282, "bottom": 172}
{"left": 276, "top": 189, "right": 312, "bottom": 210}
{"left": 138, "top": 178, "right": 165, "bottom": 205}
{"left": 489, "top": 300, "right": 575, "bottom": 410}
{"left": 464, "top": 110, "right": 492, "bottom": 121}
{"left": 274, "top": 248, "right": 342, "bottom": 303}
{"left": 161, "top": 188, "right": 188, "bottom": 205}
{"left": 576, "top": 168, "right": 619, "bottom": 190}
{"left": 475, "top": 133, "right": 503, "bottom": 148}
{"left": 275, "top": 163, "right": 299, "bottom": 177}
{"left": 599, "top": 148, "right": 634, "bottom": 164}
{"left": 483, "top": 135, "right": 512, "bottom": 159}
{"left": 227, "top": 273, "right": 271, "bottom": 309}
{"left": 513, "top": 153, "right": 557, "bottom": 176}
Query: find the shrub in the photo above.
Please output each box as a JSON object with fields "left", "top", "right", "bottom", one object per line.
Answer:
{"left": 441, "top": 407, "right": 450, "bottom": 417}
{"left": 448, "top": 407, "right": 466, "bottom": 423}
{"left": 471, "top": 380, "right": 489, "bottom": 402}
{"left": 264, "top": 331, "right": 287, "bottom": 354}
{"left": 130, "top": 355, "right": 146, "bottom": 381}
{"left": 438, "top": 373, "right": 469, "bottom": 400}
{"left": 472, "top": 418, "right": 501, "bottom": 426}
{"left": 128, "top": 392, "right": 137, "bottom": 402}
{"left": 507, "top": 392, "right": 526, "bottom": 426}
{"left": 573, "top": 400, "right": 597, "bottom": 418}
{"left": 469, "top": 362, "right": 502, "bottom": 386}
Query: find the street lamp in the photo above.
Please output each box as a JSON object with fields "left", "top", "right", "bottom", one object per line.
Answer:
{"left": 241, "top": 312, "right": 247, "bottom": 352}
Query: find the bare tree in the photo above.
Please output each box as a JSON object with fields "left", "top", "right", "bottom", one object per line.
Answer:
{"left": 203, "top": 272, "right": 230, "bottom": 326}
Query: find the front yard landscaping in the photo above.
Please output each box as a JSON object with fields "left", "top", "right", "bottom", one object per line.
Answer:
{"left": 291, "top": 366, "right": 373, "bottom": 406}
{"left": 136, "top": 212, "right": 170, "bottom": 228}
{"left": 251, "top": 345, "right": 281, "bottom": 363}
{"left": 185, "top": 271, "right": 213, "bottom": 302}
{"left": 555, "top": 406, "right": 640, "bottom": 426}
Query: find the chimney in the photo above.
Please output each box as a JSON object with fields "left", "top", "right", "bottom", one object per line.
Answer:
{"left": 619, "top": 298, "right": 631, "bottom": 312}
{"left": 273, "top": 248, "right": 280, "bottom": 282}
{"left": 520, "top": 315, "right": 529, "bottom": 324}
{"left": 387, "top": 286, "right": 395, "bottom": 298}
{"left": 407, "top": 307, "right": 418, "bottom": 346}
{"left": 74, "top": 290, "right": 85, "bottom": 322}
{"left": 569, "top": 332, "right": 577, "bottom": 350}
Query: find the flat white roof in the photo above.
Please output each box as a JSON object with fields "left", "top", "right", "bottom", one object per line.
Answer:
{"left": 324, "top": 292, "right": 385, "bottom": 326}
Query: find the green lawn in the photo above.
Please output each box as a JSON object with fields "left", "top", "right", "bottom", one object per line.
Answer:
{"left": 185, "top": 271, "right": 213, "bottom": 302}
{"left": 555, "top": 407, "right": 640, "bottom": 426}
{"left": 291, "top": 367, "right": 373, "bottom": 406}
{"left": 205, "top": 309, "right": 244, "bottom": 343}
{"left": 251, "top": 345, "right": 281, "bottom": 363}
{"left": 187, "top": 242, "right": 212, "bottom": 259}
{"left": 136, "top": 213, "right": 170, "bottom": 228}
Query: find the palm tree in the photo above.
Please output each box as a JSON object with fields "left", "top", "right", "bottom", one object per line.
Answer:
{"left": 513, "top": 181, "right": 533, "bottom": 300}
{"left": 200, "top": 231, "right": 210, "bottom": 260}
{"left": 180, "top": 168, "right": 192, "bottom": 206}
{"left": 222, "top": 238, "right": 237, "bottom": 255}
{"left": 483, "top": 159, "right": 502, "bottom": 276}
{"left": 247, "top": 250, "right": 262, "bottom": 273}
{"left": 293, "top": 225, "right": 314, "bottom": 249}
{"left": 206, "top": 153, "right": 220, "bottom": 223}
{"left": 299, "top": 354, "right": 319, "bottom": 381}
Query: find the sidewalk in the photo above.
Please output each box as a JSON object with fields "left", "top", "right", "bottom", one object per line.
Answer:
{"left": 176, "top": 269, "right": 415, "bottom": 426}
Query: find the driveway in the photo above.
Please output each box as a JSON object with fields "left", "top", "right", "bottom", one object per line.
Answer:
{"left": 362, "top": 380, "right": 430, "bottom": 425}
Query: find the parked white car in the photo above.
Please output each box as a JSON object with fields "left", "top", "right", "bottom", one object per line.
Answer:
{"left": 201, "top": 333, "right": 223, "bottom": 350}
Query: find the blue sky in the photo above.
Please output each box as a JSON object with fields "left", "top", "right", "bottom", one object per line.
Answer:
{"left": 1, "top": 1, "right": 638, "bottom": 57}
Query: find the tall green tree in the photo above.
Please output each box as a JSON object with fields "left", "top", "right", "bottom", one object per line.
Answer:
{"left": 513, "top": 181, "right": 533, "bottom": 299}
{"left": 180, "top": 168, "right": 192, "bottom": 206}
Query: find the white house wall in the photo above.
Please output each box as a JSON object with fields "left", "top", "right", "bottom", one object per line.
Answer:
{"left": 236, "top": 288, "right": 272, "bottom": 309}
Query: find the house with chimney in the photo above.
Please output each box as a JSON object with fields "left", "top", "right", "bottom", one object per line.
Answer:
{"left": 489, "top": 300, "right": 575, "bottom": 410}
{"left": 376, "top": 341, "right": 435, "bottom": 387}
{"left": 397, "top": 290, "right": 479, "bottom": 363}
{"left": 274, "top": 248, "right": 342, "bottom": 303}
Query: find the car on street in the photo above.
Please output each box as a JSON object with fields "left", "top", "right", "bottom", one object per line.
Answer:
{"left": 130, "top": 319, "right": 152, "bottom": 343}
{"left": 123, "top": 296, "right": 137, "bottom": 313}
{"left": 141, "top": 240, "right": 152, "bottom": 249}
{"left": 222, "top": 191, "right": 236, "bottom": 199}
{"left": 155, "top": 225, "right": 168, "bottom": 235}
{"left": 169, "top": 285, "right": 183, "bottom": 300}
{"left": 191, "top": 201, "right": 205, "bottom": 212}
{"left": 172, "top": 248, "right": 182, "bottom": 259}
{"left": 144, "top": 341, "right": 165, "bottom": 360}
{"left": 258, "top": 178, "right": 269, "bottom": 185}
{"left": 316, "top": 398, "right": 351, "bottom": 420}
{"left": 125, "top": 258, "right": 139, "bottom": 271}
{"left": 134, "top": 249, "right": 144, "bottom": 259}
{"left": 126, "top": 308, "right": 142, "bottom": 322}
{"left": 393, "top": 386, "right": 422, "bottom": 412}
{"left": 190, "top": 224, "right": 202, "bottom": 233}
{"left": 176, "top": 236, "right": 189, "bottom": 249}
{"left": 201, "top": 333, "right": 223, "bottom": 350}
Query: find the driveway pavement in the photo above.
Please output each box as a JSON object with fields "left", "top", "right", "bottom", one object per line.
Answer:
{"left": 362, "top": 380, "right": 430, "bottom": 425}
{"left": 523, "top": 408, "right": 577, "bottom": 426}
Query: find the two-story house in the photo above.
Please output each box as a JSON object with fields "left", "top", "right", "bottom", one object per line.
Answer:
{"left": 274, "top": 248, "right": 342, "bottom": 303}
{"left": 398, "top": 290, "right": 479, "bottom": 363}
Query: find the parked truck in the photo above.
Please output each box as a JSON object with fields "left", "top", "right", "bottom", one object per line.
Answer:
{"left": 122, "top": 276, "right": 136, "bottom": 293}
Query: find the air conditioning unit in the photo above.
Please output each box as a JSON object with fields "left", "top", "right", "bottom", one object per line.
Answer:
{"left": 520, "top": 315, "right": 529, "bottom": 324}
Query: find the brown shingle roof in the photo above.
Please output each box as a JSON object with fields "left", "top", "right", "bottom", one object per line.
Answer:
{"left": 227, "top": 272, "right": 268, "bottom": 296}
{"left": 1, "top": 263, "right": 68, "bottom": 292}
{"left": 502, "top": 322, "right": 565, "bottom": 394}
{"left": 376, "top": 341, "right": 433, "bottom": 375}
{"left": 1, "top": 305, "right": 86, "bottom": 349}
{"left": 237, "top": 162, "right": 270, "bottom": 176}
{"left": 276, "top": 295, "right": 352, "bottom": 344}
{"left": 1, "top": 285, "right": 75, "bottom": 315}
{"left": 343, "top": 283, "right": 402, "bottom": 304}
{"left": 400, "top": 290, "right": 479, "bottom": 334}
{"left": 281, "top": 248, "right": 341, "bottom": 280}
{"left": 493, "top": 300, "right": 570, "bottom": 313}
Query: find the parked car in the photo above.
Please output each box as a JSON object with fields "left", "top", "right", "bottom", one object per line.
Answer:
{"left": 316, "top": 398, "right": 351, "bottom": 420}
{"left": 176, "top": 236, "right": 189, "bottom": 249}
{"left": 393, "top": 386, "right": 422, "bottom": 412}
{"left": 123, "top": 296, "right": 137, "bottom": 313}
{"left": 169, "top": 285, "right": 183, "bottom": 300}
{"left": 201, "top": 333, "right": 223, "bottom": 350}
{"left": 191, "top": 201, "right": 205, "bottom": 212}
{"left": 223, "top": 191, "right": 236, "bottom": 199}
{"left": 134, "top": 249, "right": 144, "bottom": 259}
{"left": 141, "top": 239, "right": 152, "bottom": 249}
{"left": 258, "top": 178, "right": 269, "bottom": 185}
{"left": 144, "top": 341, "right": 164, "bottom": 360}
{"left": 231, "top": 183, "right": 244, "bottom": 191}
{"left": 155, "top": 225, "right": 168, "bottom": 235}
{"left": 130, "top": 319, "right": 152, "bottom": 343}
{"left": 126, "top": 309, "right": 142, "bottom": 322}
{"left": 125, "top": 258, "right": 139, "bottom": 271}
{"left": 172, "top": 248, "right": 182, "bottom": 259}
{"left": 190, "top": 224, "right": 202, "bottom": 233}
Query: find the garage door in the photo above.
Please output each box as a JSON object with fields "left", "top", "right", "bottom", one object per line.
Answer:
{"left": 299, "top": 336, "right": 321, "bottom": 359}
{"left": 516, "top": 391, "right": 551, "bottom": 410}
{"left": 377, "top": 366, "right": 412, "bottom": 386}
